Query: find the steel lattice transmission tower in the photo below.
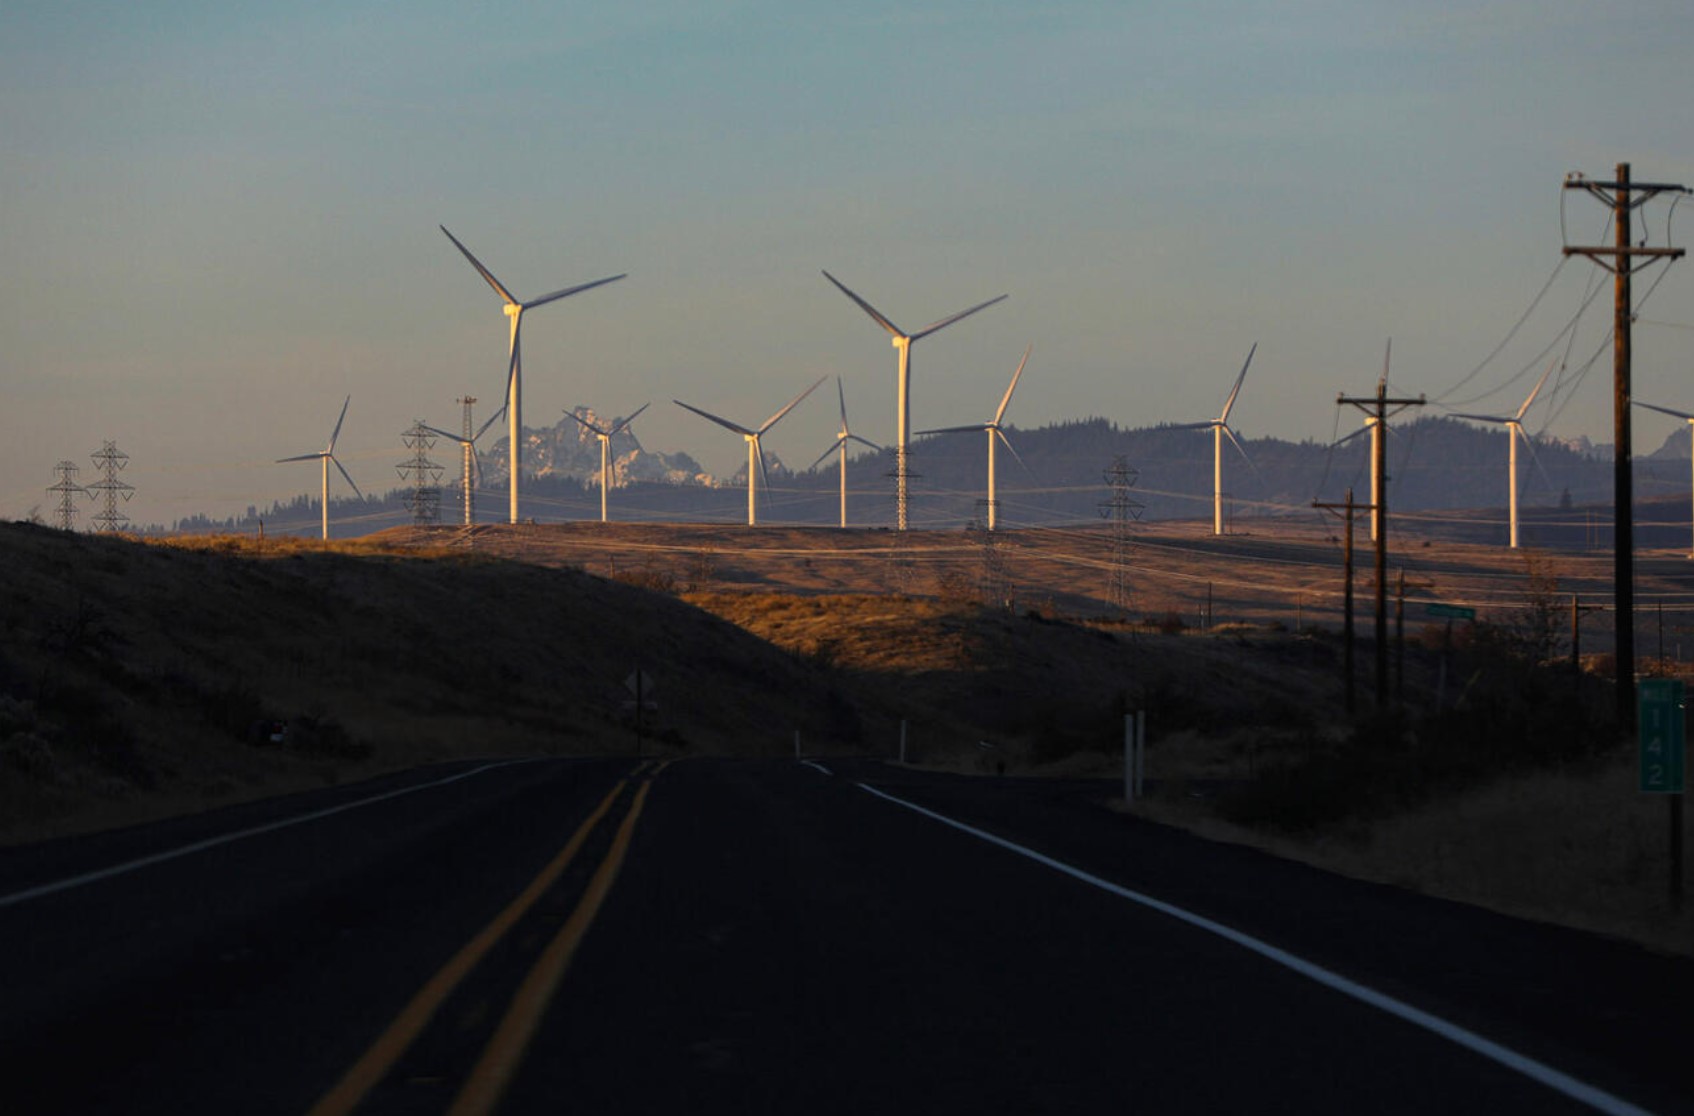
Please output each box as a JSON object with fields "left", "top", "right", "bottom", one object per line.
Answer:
{"left": 969, "top": 505, "right": 1012, "bottom": 608}
{"left": 47, "top": 461, "right": 85, "bottom": 532}
{"left": 87, "top": 441, "right": 134, "bottom": 534}
{"left": 1098, "top": 456, "right": 1143, "bottom": 615}
{"left": 398, "top": 421, "right": 445, "bottom": 528}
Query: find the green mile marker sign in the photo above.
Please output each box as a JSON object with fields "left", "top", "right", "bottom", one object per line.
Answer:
{"left": 1638, "top": 678, "right": 1686, "bottom": 794}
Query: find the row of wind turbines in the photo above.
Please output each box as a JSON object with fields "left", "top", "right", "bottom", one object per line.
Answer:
{"left": 277, "top": 227, "right": 1634, "bottom": 547}
{"left": 277, "top": 227, "right": 1041, "bottom": 537}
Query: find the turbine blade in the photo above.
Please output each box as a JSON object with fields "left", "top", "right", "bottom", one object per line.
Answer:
{"left": 1450, "top": 413, "right": 1510, "bottom": 424}
{"left": 440, "top": 225, "right": 518, "bottom": 305}
{"left": 759, "top": 374, "right": 826, "bottom": 434}
{"left": 848, "top": 433, "right": 883, "bottom": 452}
{"left": 810, "top": 437, "right": 846, "bottom": 472}
{"left": 1220, "top": 342, "right": 1256, "bottom": 424}
{"left": 1330, "top": 425, "right": 1372, "bottom": 449}
{"left": 474, "top": 403, "right": 508, "bottom": 442}
{"left": 997, "top": 428, "right": 1033, "bottom": 477}
{"left": 1223, "top": 424, "right": 1266, "bottom": 487}
{"left": 836, "top": 376, "right": 849, "bottom": 431}
{"left": 501, "top": 333, "right": 521, "bottom": 409}
{"left": 420, "top": 424, "right": 464, "bottom": 444}
{"left": 524, "top": 273, "right": 627, "bottom": 310}
{"left": 1634, "top": 399, "right": 1694, "bottom": 421}
{"left": 674, "top": 399, "right": 754, "bottom": 437}
{"left": 1172, "top": 420, "right": 1219, "bottom": 431}
{"left": 276, "top": 452, "right": 324, "bottom": 464}
{"left": 914, "top": 424, "right": 987, "bottom": 436}
{"left": 332, "top": 455, "right": 364, "bottom": 502}
{"left": 994, "top": 344, "right": 1032, "bottom": 425}
{"left": 756, "top": 439, "right": 772, "bottom": 499}
{"left": 328, "top": 395, "right": 351, "bottom": 453}
{"left": 562, "top": 410, "right": 607, "bottom": 436}
{"left": 912, "top": 293, "right": 1008, "bottom": 341}
{"left": 821, "top": 270, "right": 905, "bottom": 338}
{"left": 1516, "top": 357, "right": 1558, "bottom": 421}
{"left": 1518, "top": 426, "right": 1556, "bottom": 493}
{"left": 608, "top": 402, "right": 650, "bottom": 436}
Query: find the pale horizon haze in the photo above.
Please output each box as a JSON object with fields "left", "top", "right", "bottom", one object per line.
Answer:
{"left": 5, "top": 2, "right": 1694, "bottom": 529}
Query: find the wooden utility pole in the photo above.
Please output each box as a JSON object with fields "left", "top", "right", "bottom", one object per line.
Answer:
{"left": 1563, "top": 164, "right": 1689, "bottom": 730}
{"left": 1339, "top": 365, "right": 1425, "bottom": 709}
{"left": 1315, "top": 489, "right": 1372, "bottom": 714}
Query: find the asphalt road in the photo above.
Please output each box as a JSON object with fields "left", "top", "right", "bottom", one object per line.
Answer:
{"left": 1, "top": 756, "right": 1689, "bottom": 1114}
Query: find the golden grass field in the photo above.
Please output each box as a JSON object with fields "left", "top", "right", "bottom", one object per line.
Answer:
{"left": 2, "top": 516, "right": 1691, "bottom": 955}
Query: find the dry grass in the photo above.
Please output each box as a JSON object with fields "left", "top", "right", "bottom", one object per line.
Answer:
{"left": 6, "top": 519, "right": 1691, "bottom": 957}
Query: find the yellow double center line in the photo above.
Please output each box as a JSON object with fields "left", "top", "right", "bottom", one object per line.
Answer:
{"left": 309, "top": 763, "right": 663, "bottom": 1116}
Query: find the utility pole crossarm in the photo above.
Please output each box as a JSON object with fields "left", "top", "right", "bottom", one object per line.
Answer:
{"left": 1561, "top": 245, "right": 1684, "bottom": 277}
{"left": 1564, "top": 178, "right": 1691, "bottom": 207}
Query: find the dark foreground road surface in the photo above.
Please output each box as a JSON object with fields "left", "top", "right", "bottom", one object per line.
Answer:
{"left": 1, "top": 757, "right": 1688, "bottom": 1114}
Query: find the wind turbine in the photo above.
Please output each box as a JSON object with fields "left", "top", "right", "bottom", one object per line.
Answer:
{"left": 1452, "top": 359, "right": 1558, "bottom": 549}
{"left": 675, "top": 376, "right": 825, "bottom": 526}
{"left": 1634, "top": 397, "right": 1694, "bottom": 557}
{"left": 276, "top": 395, "right": 364, "bottom": 541}
{"left": 564, "top": 403, "right": 650, "bottom": 523}
{"left": 421, "top": 397, "right": 506, "bottom": 528}
{"left": 1175, "top": 344, "right": 1258, "bottom": 536}
{"left": 440, "top": 225, "right": 625, "bottom": 525}
{"left": 915, "top": 345, "right": 1033, "bottom": 531}
{"left": 809, "top": 377, "right": 883, "bottom": 529}
{"left": 821, "top": 270, "right": 1006, "bottom": 531}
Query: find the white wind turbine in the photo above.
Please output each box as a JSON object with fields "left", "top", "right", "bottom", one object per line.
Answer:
{"left": 421, "top": 400, "right": 507, "bottom": 528}
{"left": 914, "top": 345, "right": 1033, "bottom": 531}
{"left": 1175, "top": 344, "right": 1258, "bottom": 536}
{"left": 1633, "top": 397, "right": 1694, "bottom": 557}
{"left": 1452, "top": 359, "right": 1558, "bottom": 549}
{"left": 809, "top": 377, "right": 883, "bottom": 529}
{"left": 276, "top": 395, "right": 364, "bottom": 540}
{"left": 564, "top": 403, "right": 650, "bottom": 523}
{"left": 822, "top": 270, "right": 1006, "bottom": 531}
{"left": 440, "top": 225, "right": 626, "bottom": 525}
{"left": 675, "top": 377, "right": 825, "bottom": 526}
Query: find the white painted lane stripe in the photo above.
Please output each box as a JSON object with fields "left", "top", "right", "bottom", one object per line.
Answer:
{"left": 858, "top": 782, "right": 1654, "bottom": 1116}
{"left": 0, "top": 760, "right": 539, "bottom": 911}
{"left": 800, "top": 761, "right": 833, "bottom": 776}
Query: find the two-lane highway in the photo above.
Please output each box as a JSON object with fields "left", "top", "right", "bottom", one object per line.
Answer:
{"left": 2, "top": 757, "right": 1689, "bottom": 1113}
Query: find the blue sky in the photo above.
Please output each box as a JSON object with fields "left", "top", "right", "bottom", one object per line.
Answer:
{"left": 5, "top": 2, "right": 1693, "bottom": 527}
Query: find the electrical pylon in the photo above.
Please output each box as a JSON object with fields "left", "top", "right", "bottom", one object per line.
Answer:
{"left": 1098, "top": 456, "right": 1143, "bottom": 616}
{"left": 47, "top": 461, "right": 85, "bottom": 532}
{"left": 87, "top": 441, "right": 134, "bottom": 534}
{"left": 398, "top": 421, "right": 445, "bottom": 529}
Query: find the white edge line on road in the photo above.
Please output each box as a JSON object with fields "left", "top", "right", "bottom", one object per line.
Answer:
{"left": 0, "top": 760, "right": 539, "bottom": 911}
{"left": 857, "top": 782, "right": 1654, "bottom": 1116}
{"left": 800, "top": 761, "right": 833, "bottom": 776}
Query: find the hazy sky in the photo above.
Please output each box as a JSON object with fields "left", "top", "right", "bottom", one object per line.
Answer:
{"left": 5, "top": 2, "right": 1694, "bottom": 528}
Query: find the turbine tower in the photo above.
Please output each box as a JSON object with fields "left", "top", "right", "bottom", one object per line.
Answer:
{"left": 675, "top": 376, "right": 825, "bottom": 526}
{"left": 808, "top": 377, "right": 882, "bottom": 529}
{"left": 1634, "top": 398, "right": 1694, "bottom": 558}
{"left": 915, "top": 344, "right": 1033, "bottom": 531}
{"left": 1452, "top": 359, "right": 1558, "bottom": 549}
{"left": 564, "top": 403, "right": 650, "bottom": 523}
{"left": 440, "top": 225, "right": 625, "bottom": 525}
{"left": 422, "top": 397, "right": 506, "bottom": 528}
{"left": 822, "top": 270, "right": 1006, "bottom": 531}
{"left": 1175, "top": 344, "right": 1258, "bottom": 536}
{"left": 277, "top": 395, "right": 363, "bottom": 540}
